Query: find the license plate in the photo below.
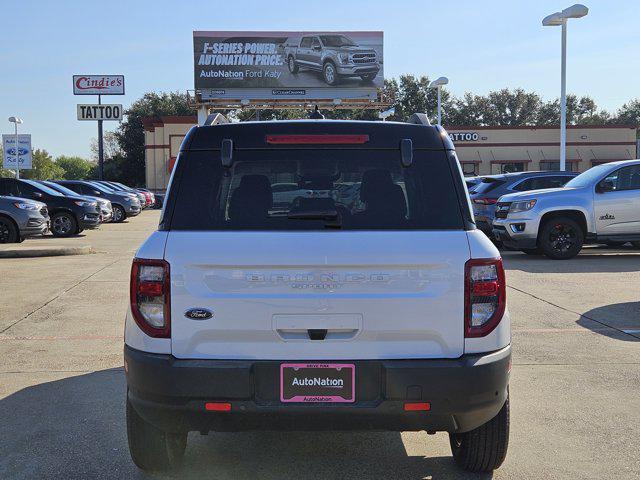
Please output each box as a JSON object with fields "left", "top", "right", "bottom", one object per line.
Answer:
{"left": 280, "top": 363, "right": 355, "bottom": 403}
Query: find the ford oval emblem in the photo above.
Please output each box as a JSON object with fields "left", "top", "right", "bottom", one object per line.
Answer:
{"left": 184, "top": 308, "right": 213, "bottom": 320}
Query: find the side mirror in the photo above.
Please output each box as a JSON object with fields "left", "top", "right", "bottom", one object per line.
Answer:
{"left": 597, "top": 180, "right": 614, "bottom": 193}
{"left": 313, "top": 45, "right": 321, "bottom": 51}
{"left": 91, "top": 190, "right": 101, "bottom": 196}
{"left": 33, "top": 191, "right": 44, "bottom": 199}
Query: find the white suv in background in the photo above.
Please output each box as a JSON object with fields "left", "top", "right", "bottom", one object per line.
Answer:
{"left": 124, "top": 118, "right": 512, "bottom": 473}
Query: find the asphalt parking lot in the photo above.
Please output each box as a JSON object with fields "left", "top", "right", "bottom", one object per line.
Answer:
{"left": 0, "top": 210, "right": 638, "bottom": 479}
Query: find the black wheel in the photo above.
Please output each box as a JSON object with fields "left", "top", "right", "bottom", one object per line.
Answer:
{"left": 521, "top": 248, "right": 541, "bottom": 255}
{"left": 113, "top": 205, "right": 126, "bottom": 223}
{"left": 126, "top": 395, "right": 186, "bottom": 472}
{"left": 360, "top": 73, "right": 376, "bottom": 82}
{"left": 323, "top": 61, "right": 338, "bottom": 85}
{"left": 51, "top": 212, "right": 77, "bottom": 237}
{"left": 287, "top": 55, "right": 299, "bottom": 73}
{"left": 539, "top": 217, "right": 584, "bottom": 260}
{"left": 450, "top": 394, "right": 510, "bottom": 473}
{"left": 0, "top": 217, "right": 18, "bottom": 243}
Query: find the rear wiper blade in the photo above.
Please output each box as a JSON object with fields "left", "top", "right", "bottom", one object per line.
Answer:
{"left": 287, "top": 209, "right": 342, "bottom": 229}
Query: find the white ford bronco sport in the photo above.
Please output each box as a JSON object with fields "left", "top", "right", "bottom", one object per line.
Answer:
{"left": 124, "top": 115, "right": 511, "bottom": 473}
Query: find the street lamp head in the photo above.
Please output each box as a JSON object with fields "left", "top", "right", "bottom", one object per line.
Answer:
{"left": 542, "top": 12, "right": 564, "bottom": 26}
{"left": 429, "top": 76, "right": 449, "bottom": 88}
{"left": 543, "top": 4, "right": 588, "bottom": 26}
{"left": 8, "top": 116, "right": 23, "bottom": 124}
{"left": 562, "top": 4, "right": 589, "bottom": 19}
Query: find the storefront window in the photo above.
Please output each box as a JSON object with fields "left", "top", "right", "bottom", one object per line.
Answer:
{"left": 491, "top": 162, "right": 527, "bottom": 174}
{"left": 539, "top": 161, "right": 578, "bottom": 172}
{"left": 462, "top": 163, "right": 479, "bottom": 176}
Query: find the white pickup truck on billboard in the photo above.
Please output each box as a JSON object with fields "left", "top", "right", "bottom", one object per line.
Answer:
{"left": 193, "top": 31, "right": 383, "bottom": 100}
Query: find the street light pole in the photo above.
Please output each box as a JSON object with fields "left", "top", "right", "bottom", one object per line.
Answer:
{"left": 428, "top": 76, "right": 449, "bottom": 126}
{"left": 8, "top": 116, "right": 23, "bottom": 179}
{"left": 14, "top": 120, "right": 19, "bottom": 179}
{"left": 543, "top": 4, "right": 589, "bottom": 171}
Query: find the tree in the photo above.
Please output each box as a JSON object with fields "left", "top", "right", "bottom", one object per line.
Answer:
{"left": 115, "top": 92, "right": 195, "bottom": 186}
{"left": 90, "top": 131, "right": 121, "bottom": 161}
{"left": 613, "top": 99, "right": 640, "bottom": 127}
{"left": 20, "top": 149, "right": 64, "bottom": 180}
{"left": 56, "top": 155, "right": 95, "bottom": 179}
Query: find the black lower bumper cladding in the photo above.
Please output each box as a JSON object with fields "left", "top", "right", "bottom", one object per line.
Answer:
{"left": 125, "top": 345, "right": 510, "bottom": 434}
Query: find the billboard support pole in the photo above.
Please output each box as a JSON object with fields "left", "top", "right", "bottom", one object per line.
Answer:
{"left": 97, "top": 94, "right": 104, "bottom": 180}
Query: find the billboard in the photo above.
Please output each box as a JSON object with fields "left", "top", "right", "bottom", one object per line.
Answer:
{"left": 73, "top": 75, "right": 125, "bottom": 95}
{"left": 193, "top": 31, "right": 383, "bottom": 100}
{"left": 2, "top": 134, "right": 32, "bottom": 170}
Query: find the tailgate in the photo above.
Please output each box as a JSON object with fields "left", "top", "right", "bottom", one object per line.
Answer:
{"left": 165, "top": 231, "right": 469, "bottom": 360}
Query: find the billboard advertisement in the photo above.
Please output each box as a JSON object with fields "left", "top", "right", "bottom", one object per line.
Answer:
{"left": 2, "top": 134, "right": 32, "bottom": 170}
{"left": 193, "top": 31, "right": 383, "bottom": 100}
{"left": 73, "top": 75, "right": 125, "bottom": 95}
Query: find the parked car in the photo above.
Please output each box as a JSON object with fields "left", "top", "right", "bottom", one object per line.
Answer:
{"left": 0, "top": 195, "right": 49, "bottom": 243}
{"left": 471, "top": 171, "right": 578, "bottom": 238}
{"left": 492, "top": 159, "right": 640, "bottom": 259}
{"left": 97, "top": 181, "right": 148, "bottom": 208}
{"left": 124, "top": 117, "right": 511, "bottom": 473}
{"left": 38, "top": 181, "right": 113, "bottom": 223}
{"left": 285, "top": 34, "right": 379, "bottom": 85}
{"left": 465, "top": 176, "right": 481, "bottom": 193}
{"left": 135, "top": 187, "right": 156, "bottom": 208}
{"left": 55, "top": 180, "right": 141, "bottom": 223}
{"left": 0, "top": 178, "right": 100, "bottom": 237}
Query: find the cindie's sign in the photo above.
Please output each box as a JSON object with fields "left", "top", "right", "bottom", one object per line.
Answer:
{"left": 73, "top": 75, "right": 125, "bottom": 95}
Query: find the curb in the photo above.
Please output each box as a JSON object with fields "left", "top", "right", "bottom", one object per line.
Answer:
{"left": 0, "top": 245, "right": 94, "bottom": 259}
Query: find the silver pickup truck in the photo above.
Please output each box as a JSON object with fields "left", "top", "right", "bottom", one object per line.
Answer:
{"left": 492, "top": 159, "right": 640, "bottom": 259}
{"left": 285, "top": 34, "right": 379, "bottom": 85}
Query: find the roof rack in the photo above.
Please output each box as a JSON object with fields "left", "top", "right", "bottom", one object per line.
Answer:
{"left": 407, "top": 113, "right": 431, "bottom": 126}
{"left": 203, "top": 113, "right": 230, "bottom": 126}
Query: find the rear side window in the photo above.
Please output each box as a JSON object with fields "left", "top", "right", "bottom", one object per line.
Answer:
{"left": 169, "top": 149, "right": 464, "bottom": 231}
{"left": 473, "top": 178, "right": 506, "bottom": 195}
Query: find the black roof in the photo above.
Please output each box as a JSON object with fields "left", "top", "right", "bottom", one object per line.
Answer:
{"left": 183, "top": 120, "right": 453, "bottom": 151}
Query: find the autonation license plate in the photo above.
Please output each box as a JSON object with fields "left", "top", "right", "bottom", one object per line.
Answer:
{"left": 280, "top": 363, "right": 355, "bottom": 403}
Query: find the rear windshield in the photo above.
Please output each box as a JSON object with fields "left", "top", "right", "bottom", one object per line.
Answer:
{"left": 168, "top": 149, "right": 464, "bottom": 231}
{"left": 471, "top": 177, "right": 506, "bottom": 195}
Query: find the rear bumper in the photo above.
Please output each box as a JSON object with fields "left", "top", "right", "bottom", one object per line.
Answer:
{"left": 125, "top": 345, "right": 510, "bottom": 434}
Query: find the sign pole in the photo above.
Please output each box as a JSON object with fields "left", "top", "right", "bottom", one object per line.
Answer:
{"left": 97, "top": 94, "right": 104, "bottom": 180}
{"left": 14, "top": 121, "right": 19, "bottom": 179}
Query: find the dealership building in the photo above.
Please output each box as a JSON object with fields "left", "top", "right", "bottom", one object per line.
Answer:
{"left": 143, "top": 117, "right": 638, "bottom": 191}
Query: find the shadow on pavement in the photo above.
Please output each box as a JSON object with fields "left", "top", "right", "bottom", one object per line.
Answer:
{"left": 0, "top": 369, "right": 491, "bottom": 480}
{"left": 502, "top": 249, "right": 640, "bottom": 274}
{"left": 578, "top": 301, "right": 640, "bottom": 342}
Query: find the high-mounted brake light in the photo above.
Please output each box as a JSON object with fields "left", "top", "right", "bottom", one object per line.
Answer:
{"left": 404, "top": 402, "right": 431, "bottom": 411}
{"left": 464, "top": 258, "right": 506, "bottom": 338}
{"left": 205, "top": 402, "right": 232, "bottom": 412}
{"left": 265, "top": 134, "right": 369, "bottom": 145}
{"left": 130, "top": 258, "right": 171, "bottom": 338}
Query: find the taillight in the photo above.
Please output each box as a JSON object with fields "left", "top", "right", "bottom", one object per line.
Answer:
{"left": 464, "top": 258, "right": 506, "bottom": 338}
{"left": 472, "top": 198, "right": 498, "bottom": 205}
{"left": 130, "top": 258, "right": 170, "bottom": 338}
{"left": 265, "top": 134, "right": 370, "bottom": 145}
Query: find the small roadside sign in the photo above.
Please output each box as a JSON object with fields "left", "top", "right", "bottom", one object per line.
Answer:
{"left": 77, "top": 104, "right": 123, "bottom": 121}
{"left": 2, "top": 134, "right": 32, "bottom": 170}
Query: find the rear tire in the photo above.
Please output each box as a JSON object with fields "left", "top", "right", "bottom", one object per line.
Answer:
{"left": 0, "top": 217, "right": 18, "bottom": 243}
{"left": 539, "top": 217, "right": 584, "bottom": 260}
{"left": 126, "top": 395, "right": 186, "bottom": 472}
{"left": 51, "top": 212, "right": 77, "bottom": 238}
{"left": 113, "top": 205, "right": 126, "bottom": 223}
{"left": 450, "top": 394, "right": 510, "bottom": 473}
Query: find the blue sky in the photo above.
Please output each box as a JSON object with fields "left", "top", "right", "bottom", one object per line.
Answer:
{"left": 0, "top": 0, "right": 638, "bottom": 158}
